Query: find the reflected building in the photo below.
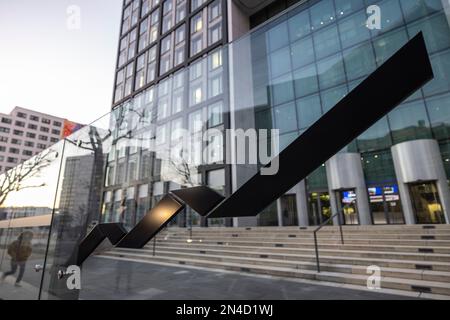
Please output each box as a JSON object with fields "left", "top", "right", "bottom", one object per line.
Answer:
{"left": 102, "top": 0, "right": 450, "bottom": 227}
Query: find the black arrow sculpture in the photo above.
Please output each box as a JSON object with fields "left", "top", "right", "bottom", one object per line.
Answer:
{"left": 74, "top": 33, "right": 433, "bottom": 266}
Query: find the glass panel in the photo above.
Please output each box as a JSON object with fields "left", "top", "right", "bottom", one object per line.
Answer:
{"left": 409, "top": 182, "right": 446, "bottom": 224}
{"left": 388, "top": 100, "right": 432, "bottom": 144}
{"left": 0, "top": 140, "right": 65, "bottom": 300}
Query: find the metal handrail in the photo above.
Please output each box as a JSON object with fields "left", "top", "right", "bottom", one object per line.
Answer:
{"left": 313, "top": 212, "right": 344, "bottom": 273}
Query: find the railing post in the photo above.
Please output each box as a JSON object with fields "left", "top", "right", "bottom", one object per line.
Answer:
{"left": 153, "top": 235, "right": 156, "bottom": 256}
{"left": 314, "top": 232, "right": 320, "bottom": 273}
{"left": 338, "top": 212, "right": 344, "bottom": 245}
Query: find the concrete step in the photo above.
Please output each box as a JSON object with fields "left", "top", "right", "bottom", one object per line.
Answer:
{"left": 128, "top": 244, "right": 450, "bottom": 272}
{"left": 159, "top": 232, "right": 450, "bottom": 241}
{"left": 147, "top": 240, "right": 450, "bottom": 262}
{"left": 161, "top": 226, "right": 450, "bottom": 235}
{"left": 98, "top": 250, "right": 450, "bottom": 296}
{"left": 111, "top": 246, "right": 450, "bottom": 282}
{"left": 156, "top": 236, "right": 450, "bottom": 252}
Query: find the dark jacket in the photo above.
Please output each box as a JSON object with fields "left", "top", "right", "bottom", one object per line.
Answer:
{"left": 7, "top": 240, "right": 32, "bottom": 262}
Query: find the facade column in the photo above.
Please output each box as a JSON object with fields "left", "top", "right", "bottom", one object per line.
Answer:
{"left": 391, "top": 139, "right": 450, "bottom": 224}
{"left": 289, "top": 181, "right": 309, "bottom": 226}
{"left": 276, "top": 199, "right": 283, "bottom": 226}
{"left": 326, "top": 153, "right": 372, "bottom": 225}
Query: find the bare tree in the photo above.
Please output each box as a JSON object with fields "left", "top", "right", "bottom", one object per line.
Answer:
{"left": 0, "top": 149, "right": 58, "bottom": 208}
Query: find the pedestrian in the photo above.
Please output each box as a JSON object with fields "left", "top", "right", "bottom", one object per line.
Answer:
{"left": 1, "top": 231, "right": 34, "bottom": 287}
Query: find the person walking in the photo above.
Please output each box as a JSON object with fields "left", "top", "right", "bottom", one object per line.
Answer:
{"left": 1, "top": 231, "right": 34, "bottom": 287}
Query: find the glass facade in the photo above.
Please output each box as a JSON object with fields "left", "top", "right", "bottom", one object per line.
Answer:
{"left": 247, "top": 0, "right": 450, "bottom": 226}
{"left": 1, "top": 0, "right": 450, "bottom": 300}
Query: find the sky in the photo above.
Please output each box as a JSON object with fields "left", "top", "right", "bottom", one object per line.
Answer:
{"left": 0, "top": 0, "right": 123, "bottom": 124}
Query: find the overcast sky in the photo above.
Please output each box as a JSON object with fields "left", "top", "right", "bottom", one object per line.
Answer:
{"left": 0, "top": 0, "right": 123, "bottom": 124}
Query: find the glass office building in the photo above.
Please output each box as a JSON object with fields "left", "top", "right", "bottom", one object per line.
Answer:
{"left": 239, "top": 0, "right": 450, "bottom": 227}
{"left": 103, "top": 0, "right": 450, "bottom": 228}
{"left": 1, "top": 0, "right": 450, "bottom": 300}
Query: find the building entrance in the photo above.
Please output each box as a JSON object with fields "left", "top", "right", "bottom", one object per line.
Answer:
{"left": 308, "top": 192, "right": 332, "bottom": 226}
{"left": 409, "top": 182, "right": 446, "bottom": 224}
{"left": 336, "top": 190, "right": 359, "bottom": 225}
{"left": 280, "top": 195, "right": 298, "bottom": 226}
{"left": 369, "top": 185, "right": 404, "bottom": 225}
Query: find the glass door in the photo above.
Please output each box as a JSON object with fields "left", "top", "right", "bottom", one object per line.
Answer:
{"left": 336, "top": 190, "right": 359, "bottom": 225}
{"left": 308, "top": 192, "right": 331, "bottom": 226}
{"left": 409, "top": 182, "right": 446, "bottom": 224}
{"left": 280, "top": 194, "right": 298, "bottom": 226}
{"left": 369, "top": 185, "right": 404, "bottom": 225}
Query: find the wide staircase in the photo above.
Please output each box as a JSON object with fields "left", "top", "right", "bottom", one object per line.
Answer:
{"left": 97, "top": 225, "right": 450, "bottom": 298}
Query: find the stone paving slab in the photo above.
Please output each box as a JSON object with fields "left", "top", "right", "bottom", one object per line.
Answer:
{"left": 79, "top": 257, "right": 423, "bottom": 300}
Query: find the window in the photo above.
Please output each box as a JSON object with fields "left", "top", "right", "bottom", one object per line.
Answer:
{"left": 30, "top": 115, "right": 39, "bottom": 121}
{"left": 208, "top": 74, "right": 222, "bottom": 98}
{"left": 50, "top": 137, "right": 59, "bottom": 143}
{"left": 28, "top": 124, "right": 37, "bottom": 130}
{"left": 274, "top": 102, "right": 298, "bottom": 134}
{"left": 0, "top": 127, "right": 10, "bottom": 133}
{"left": 22, "top": 150, "right": 33, "bottom": 156}
{"left": 149, "top": 9, "right": 160, "bottom": 44}
{"left": 124, "top": 63, "right": 135, "bottom": 97}
{"left": 1, "top": 118, "right": 12, "bottom": 124}
{"left": 192, "top": 13, "right": 203, "bottom": 33}
{"left": 0, "top": 136, "right": 7, "bottom": 142}
{"left": 118, "top": 28, "right": 138, "bottom": 67}
{"left": 7, "top": 157, "right": 18, "bottom": 164}
{"left": 161, "top": 35, "right": 172, "bottom": 54}
{"left": 52, "top": 129, "right": 60, "bottom": 135}
{"left": 343, "top": 42, "right": 376, "bottom": 81}
{"left": 39, "top": 135, "right": 48, "bottom": 141}
{"left": 208, "top": 101, "right": 223, "bottom": 127}
{"left": 37, "top": 143, "right": 46, "bottom": 150}
{"left": 296, "top": 94, "right": 322, "bottom": 129}
{"left": 17, "top": 112, "right": 27, "bottom": 119}
{"left": 135, "top": 54, "right": 146, "bottom": 90}
{"left": 11, "top": 138, "right": 21, "bottom": 145}
{"left": 189, "top": 110, "right": 203, "bottom": 133}
{"left": 53, "top": 121, "right": 62, "bottom": 127}
{"left": 174, "top": 25, "right": 186, "bottom": 66}
{"left": 9, "top": 148, "right": 20, "bottom": 154}
{"left": 208, "top": 23, "right": 222, "bottom": 45}
{"left": 191, "top": 0, "right": 206, "bottom": 11}
{"left": 0, "top": 146, "right": 5, "bottom": 152}
{"left": 206, "top": 130, "right": 223, "bottom": 164}
{"left": 156, "top": 124, "right": 167, "bottom": 145}
{"left": 176, "top": 1, "right": 186, "bottom": 23}
{"left": 40, "top": 127, "right": 50, "bottom": 133}
{"left": 13, "top": 130, "right": 24, "bottom": 136}
{"left": 162, "top": 0, "right": 174, "bottom": 34}
{"left": 310, "top": 0, "right": 335, "bottom": 30}
{"left": 209, "top": 49, "right": 222, "bottom": 70}
{"left": 338, "top": 10, "right": 370, "bottom": 49}
{"left": 317, "top": 53, "right": 346, "bottom": 89}
{"left": 209, "top": 0, "right": 220, "bottom": 21}
{"left": 313, "top": 24, "right": 340, "bottom": 60}
{"left": 321, "top": 85, "right": 348, "bottom": 113}
{"left": 24, "top": 141, "right": 34, "bottom": 147}
{"left": 26, "top": 132, "right": 36, "bottom": 138}
{"left": 191, "top": 36, "right": 203, "bottom": 56}
{"left": 288, "top": 9, "right": 311, "bottom": 42}
{"left": 171, "top": 118, "right": 183, "bottom": 141}
{"left": 15, "top": 121, "right": 25, "bottom": 127}
{"left": 139, "top": 17, "right": 150, "bottom": 52}
{"left": 389, "top": 100, "right": 433, "bottom": 144}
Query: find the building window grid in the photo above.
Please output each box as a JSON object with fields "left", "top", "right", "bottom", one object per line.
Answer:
{"left": 258, "top": 0, "right": 450, "bottom": 157}
{"left": 114, "top": 0, "right": 225, "bottom": 107}
{"left": 106, "top": 0, "right": 228, "bottom": 225}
